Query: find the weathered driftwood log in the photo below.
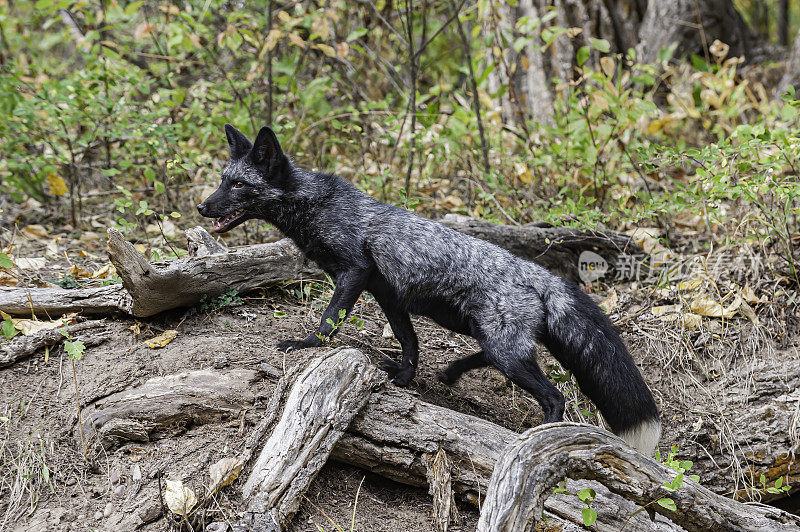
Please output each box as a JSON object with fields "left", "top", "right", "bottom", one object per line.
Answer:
{"left": 479, "top": 423, "right": 800, "bottom": 532}
{"left": 439, "top": 214, "right": 644, "bottom": 282}
{"left": 107, "top": 227, "right": 322, "bottom": 317}
{"left": 80, "top": 368, "right": 258, "bottom": 449}
{"left": 236, "top": 349, "right": 382, "bottom": 532}
{"left": 0, "top": 320, "right": 110, "bottom": 368}
{"left": 0, "top": 285, "right": 132, "bottom": 316}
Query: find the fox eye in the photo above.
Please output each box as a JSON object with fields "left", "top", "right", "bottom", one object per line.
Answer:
{"left": 232, "top": 181, "right": 246, "bottom": 189}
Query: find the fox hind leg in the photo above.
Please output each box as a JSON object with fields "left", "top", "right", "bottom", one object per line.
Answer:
{"left": 481, "top": 338, "right": 565, "bottom": 424}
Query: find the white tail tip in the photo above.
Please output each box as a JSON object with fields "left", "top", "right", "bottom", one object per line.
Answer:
{"left": 620, "top": 419, "right": 662, "bottom": 456}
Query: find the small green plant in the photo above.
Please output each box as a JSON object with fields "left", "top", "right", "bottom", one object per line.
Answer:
{"left": 191, "top": 289, "right": 244, "bottom": 314}
{"left": 62, "top": 330, "right": 87, "bottom": 460}
{"left": 754, "top": 474, "right": 792, "bottom": 496}
{"left": 552, "top": 485, "right": 597, "bottom": 526}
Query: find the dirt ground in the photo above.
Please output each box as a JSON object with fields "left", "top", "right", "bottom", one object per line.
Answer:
{"left": 2, "top": 226, "right": 799, "bottom": 531}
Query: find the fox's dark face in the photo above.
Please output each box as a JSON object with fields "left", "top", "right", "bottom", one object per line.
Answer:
{"left": 197, "top": 124, "right": 289, "bottom": 233}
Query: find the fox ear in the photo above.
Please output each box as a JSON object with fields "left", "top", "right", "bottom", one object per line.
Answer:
{"left": 225, "top": 124, "right": 252, "bottom": 160}
{"left": 251, "top": 127, "right": 284, "bottom": 167}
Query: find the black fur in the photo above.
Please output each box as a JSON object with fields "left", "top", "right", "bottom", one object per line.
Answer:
{"left": 198, "top": 125, "right": 662, "bottom": 452}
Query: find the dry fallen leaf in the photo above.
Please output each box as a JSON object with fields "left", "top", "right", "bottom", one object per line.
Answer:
{"left": 20, "top": 225, "right": 49, "bottom": 240}
{"left": 208, "top": 457, "right": 244, "bottom": 495}
{"left": 652, "top": 304, "right": 681, "bottom": 317}
{"left": 690, "top": 295, "right": 740, "bottom": 319}
{"left": 67, "top": 264, "right": 92, "bottom": 279}
{"left": 12, "top": 313, "right": 77, "bottom": 336}
{"left": 15, "top": 257, "right": 47, "bottom": 270}
{"left": 164, "top": 480, "right": 197, "bottom": 516}
{"left": 91, "top": 264, "right": 116, "bottom": 279}
{"left": 145, "top": 329, "right": 178, "bottom": 349}
{"left": 682, "top": 312, "right": 703, "bottom": 330}
{"left": 599, "top": 289, "right": 618, "bottom": 314}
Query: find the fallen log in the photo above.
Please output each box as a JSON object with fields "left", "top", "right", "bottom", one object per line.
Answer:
{"left": 81, "top": 350, "right": 694, "bottom": 531}
{"left": 477, "top": 423, "right": 800, "bottom": 532}
{"left": 80, "top": 368, "right": 259, "bottom": 449}
{"left": 0, "top": 285, "right": 132, "bottom": 316}
{"left": 0, "top": 320, "right": 111, "bottom": 368}
{"left": 237, "top": 348, "right": 382, "bottom": 532}
{"left": 439, "top": 214, "right": 644, "bottom": 283}
{"left": 107, "top": 228, "right": 322, "bottom": 317}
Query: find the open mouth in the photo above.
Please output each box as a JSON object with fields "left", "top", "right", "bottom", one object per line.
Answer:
{"left": 212, "top": 209, "right": 248, "bottom": 233}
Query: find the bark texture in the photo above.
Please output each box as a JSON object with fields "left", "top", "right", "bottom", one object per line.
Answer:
{"left": 477, "top": 422, "right": 800, "bottom": 531}
{"left": 636, "top": 0, "right": 777, "bottom": 65}
{"left": 80, "top": 368, "right": 259, "bottom": 449}
{"left": 237, "top": 349, "right": 382, "bottom": 532}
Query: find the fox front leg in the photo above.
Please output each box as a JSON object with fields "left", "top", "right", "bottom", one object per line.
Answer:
{"left": 276, "top": 268, "right": 370, "bottom": 352}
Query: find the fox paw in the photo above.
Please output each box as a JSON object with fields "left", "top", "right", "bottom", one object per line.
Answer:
{"left": 379, "top": 359, "right": 415, "bottom": 387}
{"left": 276, "top": 339, "right": 312, "bottom": 352}
{"left": 436, "top": 369, "right": 458, "bottom": 386}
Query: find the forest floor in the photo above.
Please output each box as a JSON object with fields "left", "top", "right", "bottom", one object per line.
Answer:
{"left": 2, "top": 209, "right": 800, "bottom": 531}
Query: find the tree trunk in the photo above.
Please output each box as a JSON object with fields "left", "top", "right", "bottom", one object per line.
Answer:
{"left": 779, "top": 29, "right": 800, "bottom": 95}
{"left": 636, "top": 0, "right": 778, "bottom": 65}
{"left": 483, "top": 0, "right": 778, "bottom": 125}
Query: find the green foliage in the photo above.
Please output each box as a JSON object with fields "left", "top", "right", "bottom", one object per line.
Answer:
{"left": 193, "top": 289, "right": 244, "bottom": 314}
{"left": 1, "top": 317, "right": 19, "bottom": 339}
{"left": 0, "top": 253, "right": 13, "bottom": 269}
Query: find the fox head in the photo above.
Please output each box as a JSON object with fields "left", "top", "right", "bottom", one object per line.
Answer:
{"left": 197, "top": 124, "right": 291, "bottom": 233}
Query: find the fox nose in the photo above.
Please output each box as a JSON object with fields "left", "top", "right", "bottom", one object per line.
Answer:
{"left": 197, "top": 203, "right": 207, "bottom": 216}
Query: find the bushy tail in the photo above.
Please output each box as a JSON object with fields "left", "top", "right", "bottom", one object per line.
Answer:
{"left": 540, "top": 281, "right": 661, "bottom": 455}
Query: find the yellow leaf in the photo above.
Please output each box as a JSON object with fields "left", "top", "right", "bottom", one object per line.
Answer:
{"left": 13, "top": 313, "right": 76, "bottom": 336}
{"left": 690, "top": 296, "right": 739, "bottom": 319}
{"left": 678, "top": 279, "right": 703, "bottom": 291}
{"left": 67, "top": 264, "right": 92, "bottom": 279}
{"left": 47, "top": 174, "right": 68, "bottom": 196}
{"left": 277, "top": 10, "right": 292, "bottom": 23}
{"left": 145, "top": 330, "right": 178, "bottom": 349}
{"left": 164, "top": 480, "right": 197, "bottom": 516}
{"left": 91, "top": 264, "right": 116, "bottom": 279}
{"left": 287, "top": 33, "right": 306, "bottom": 48}
{"left": 336, "top": 41, "right": 350, "bottom": 59}
{"left": 600, "top": 56, "right": 616, "bottom": 78}
{"left": 741, "top": 285, "right": 759, "bottom": 304}
{"left": 208, "top": 457, "right": 244, "bottom": 495}
{"left": 314, "top": 43, "right": 336, "bottom": 57}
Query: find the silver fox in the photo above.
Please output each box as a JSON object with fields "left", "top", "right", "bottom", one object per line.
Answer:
{"left": 198, "top": 125, "right": 662, "bottom": 454}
